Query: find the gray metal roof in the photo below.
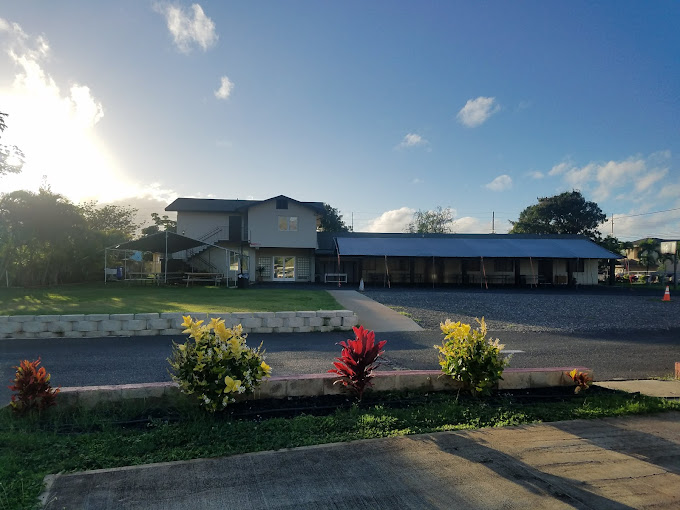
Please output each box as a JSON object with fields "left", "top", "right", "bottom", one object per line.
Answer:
{"left": 165, "top": 198, "right": 260, "bottom": 213}
{"left": 165, "top": 195, "right": 325, "bottom": 214}
{"left": 336, "top": 236, "right": 622, "bottom": 259}
{"left": 111, "top": 232, "right": 207, "bottom": 253}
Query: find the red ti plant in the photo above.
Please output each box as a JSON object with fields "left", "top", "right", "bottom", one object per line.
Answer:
{"left": 328, "top": 326, "right": 387, "bottom": 400}
{"left": 8, "top": 358, "right": 60, "bottom": 415}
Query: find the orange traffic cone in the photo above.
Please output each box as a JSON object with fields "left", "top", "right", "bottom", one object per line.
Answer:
{"left": 663, "top": 285, "right": 671, "bottom": 302}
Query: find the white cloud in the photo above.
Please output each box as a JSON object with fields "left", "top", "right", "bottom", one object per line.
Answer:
{"left": 545, "top": 153, "right": 673, "bottom": 203}
{"left": 659, "top": 181, "right": 680, "bottom": 201}
{"left": 108, "top": 193, "right": 178, "bottom": 231}
{"left": 601, "top": 207, "right": 680, "bottom": 241}
{"left": 397, "top": 133, "right": 428, "bottom": 149}
{"left": 154, "top": 3, "right": 217, "bottom": 53}
{"left": 0, "top": 18, "right": 176, "bottom": 205}
{"left": 564, "top": 163, "right": 596, "bottom": 191}
{"left": 363, "top": 207, "right": 415, "bottom": 233}
{"left": 456, "top": 96, "right": 500, "bottom": 128}
{"left": 634, "top": 169, "right": 667, "bottom": 193}
{"left": 548, "top": 161, "right": 572, "bottom": 176}
{"left": 527, "top": 171, "right": 544, "bottom": 179}
{"left": 214, "top": 75, "right": 234, "bottom": 100}
{"left": 454, "top": 216, "right": 487, "bottom": 233}
{"left": 411, "top": 178, "right": 423, "bottom": 185}
{"left": 485, "top": 174, "right": 512, "bottom": 192}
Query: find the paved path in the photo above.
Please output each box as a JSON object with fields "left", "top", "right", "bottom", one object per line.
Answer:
{"left": 43, "top": 412, "right": 680, "bottom": 509}
{"left": 596, "top": 379, "right": 680, "bottom": 399}
{"left": 328, "top": 290, "right": 423, "bottom": 332}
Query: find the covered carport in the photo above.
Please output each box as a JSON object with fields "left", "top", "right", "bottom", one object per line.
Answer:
{"left": 328, "top": 233, "right": 623, "bottom": 288}
{"left": 104, "top": 231, "right": 236, "bottom": 286}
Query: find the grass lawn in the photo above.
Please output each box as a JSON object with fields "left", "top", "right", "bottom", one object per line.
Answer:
{"left": 1, "top": 390, "right": 678, "bottom": 509}
{"left": 0, "top": 284, "right": 341, "bottom": 315}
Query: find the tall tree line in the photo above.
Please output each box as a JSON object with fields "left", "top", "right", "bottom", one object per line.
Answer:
{"left": 0, "top": 187, "right": 144, "bottom": 286}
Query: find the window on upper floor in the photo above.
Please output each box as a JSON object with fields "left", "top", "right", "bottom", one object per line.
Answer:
{"left": 278, "top": 216, "right": 298, "bottom": 231}
{"left": 276, "top": 198, "right": 288, "bottom": 209}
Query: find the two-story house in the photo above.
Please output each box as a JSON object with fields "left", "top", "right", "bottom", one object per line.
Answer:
{"left": 165, "top": 195, "right": 325, "bottom": 282}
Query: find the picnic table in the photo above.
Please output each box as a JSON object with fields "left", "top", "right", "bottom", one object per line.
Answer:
{"left": 126, "top": 272, "right": 163, "bottom": 285}
{"left": 183, "top": 272, "right": 223, "bottom": 287}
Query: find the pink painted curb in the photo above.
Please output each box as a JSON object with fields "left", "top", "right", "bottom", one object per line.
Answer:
{"left": 52, "top": 367, "right": 593, "bottom": 409}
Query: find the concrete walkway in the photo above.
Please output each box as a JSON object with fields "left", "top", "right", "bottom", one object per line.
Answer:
{"left": 328, "top": 290, "right": 423, "bottom": 332}
{"left": 596, "top": 379, "right": 680, "bottom": 399}
{"left": 43, "top": 412, "right": 680, "bottom": 509}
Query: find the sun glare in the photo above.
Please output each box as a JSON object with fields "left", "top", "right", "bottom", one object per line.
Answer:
{"left": 0, "top": 19, "right": 143, "bottom": 205}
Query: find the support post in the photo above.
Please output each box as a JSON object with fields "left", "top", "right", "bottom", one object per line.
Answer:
{"left": 164, "top": 231, "right": 168, "bottom": 284}
{"left": 608, "top": 259, "right": 616, "bottom": 286}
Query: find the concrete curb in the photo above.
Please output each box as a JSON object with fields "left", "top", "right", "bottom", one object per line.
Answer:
{"left": 55, "top": 367, "right": 592, "bottom": 409}
{"left": 0, "top": 310, "right": 359, "bottom": 339}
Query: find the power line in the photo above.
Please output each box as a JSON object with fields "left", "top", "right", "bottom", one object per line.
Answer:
{"left": 612, "top": 207, "right": 680, "bottom": 220}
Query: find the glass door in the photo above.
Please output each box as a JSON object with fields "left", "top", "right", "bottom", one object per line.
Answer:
{"left": 273, "top": 256, "right": 295, "bottom": 281}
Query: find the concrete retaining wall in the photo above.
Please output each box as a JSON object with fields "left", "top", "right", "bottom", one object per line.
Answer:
{"left": 0, "top": 310, "right": 359, "bottom": 339}
{"left": 55, "top": 367, "right": 593, "bottom": 409}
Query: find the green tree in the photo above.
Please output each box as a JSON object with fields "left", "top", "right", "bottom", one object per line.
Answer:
{"left": 0, "top": 112, "right": 24, "bottom": 176}
{"left": 637, "top": 238, "right": 661, "bottom": 278}
{"left": 596, "top": 235, "right": 631, "bottom": 273}
{"left": 141, "top": 212, "right": 177, "bottom": 236}
{"left": 510, "top": 190, "right": 606, "bottom": 241}
{"left": 0, "top": 188, "right": 87, "bottom": 286}
{"left": 317, "top": 203, "right": 350, "bottom": 232}
{"left": 598, "top": 235, "right": 631, "bottom": 256}
{"left": 407, "top": 206, "right": 454, "bottom": 234}
{"left": 79, "top": 201, "right": 139, "bottom": 240}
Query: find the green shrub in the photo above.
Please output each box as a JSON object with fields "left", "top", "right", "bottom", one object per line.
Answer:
{"left": 434, "top": 317, "right": 509, "bottom": 396}
{"left": 168, "top": 316, "right": 271, "bottom": 412}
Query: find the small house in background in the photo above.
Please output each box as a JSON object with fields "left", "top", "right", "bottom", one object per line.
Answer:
{"left": 165, "top": 195, "right": 623, "bottom": 287}
{"left": 620, "top": 238, "right": 679, "bottom": 282}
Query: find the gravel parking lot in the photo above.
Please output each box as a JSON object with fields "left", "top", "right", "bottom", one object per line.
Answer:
{"left": 364, "top": 287, "right": 680, "bottom": 333}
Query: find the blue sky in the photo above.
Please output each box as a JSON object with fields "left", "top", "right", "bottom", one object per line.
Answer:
{"left": 1, "top": 1, "right": 679, "bottom": 240}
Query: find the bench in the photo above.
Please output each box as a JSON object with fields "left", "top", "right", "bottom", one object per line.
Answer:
{"left": 324, "top": 273, "right": 347, "bottom": 283}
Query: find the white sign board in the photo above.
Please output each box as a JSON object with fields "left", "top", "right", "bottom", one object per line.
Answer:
{"left": 661, "top": 241, "right": 677, "bottom": 255}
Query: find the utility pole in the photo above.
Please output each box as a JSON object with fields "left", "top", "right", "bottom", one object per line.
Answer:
{"left": 492, "top": 212, "right": 495, "bottom": 234}
{"left": 611, "top": 214, "right": 614, "bottom": 236}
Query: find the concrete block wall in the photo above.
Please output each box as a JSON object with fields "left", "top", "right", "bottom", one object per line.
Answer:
{"left": 0, "top": 310, "right": 359, "bottom": 339}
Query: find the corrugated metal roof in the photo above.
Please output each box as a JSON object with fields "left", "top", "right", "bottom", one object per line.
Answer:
{"left": 336, "top": 236, "right": 622, "bottom": 259}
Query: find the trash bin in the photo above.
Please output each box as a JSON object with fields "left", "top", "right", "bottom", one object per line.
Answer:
{"left": 237, "top": 273, "right": 249, "bottom": 289}
{"left": 116, "top": 266, "right": 123, "bottom": 280}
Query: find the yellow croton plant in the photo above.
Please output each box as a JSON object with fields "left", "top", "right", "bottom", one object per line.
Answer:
{"left": 168, "top": 315, "right": 271, "bottom": 412}
{"left": 434, "top": 317, "right": 509, "bottom": 396}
